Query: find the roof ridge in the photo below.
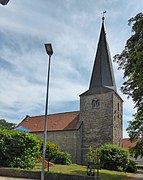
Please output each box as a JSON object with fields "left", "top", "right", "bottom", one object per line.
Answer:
{"left": 16, "top": 110, "right": 80, "bottom": 132}
{"left": 27, "top": 110, "right": 80, "bottom": 118}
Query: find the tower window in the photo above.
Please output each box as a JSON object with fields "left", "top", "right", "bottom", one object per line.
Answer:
{"left": 118, "top": 103, "right": 120, "bottom": 111}
{"left": 92, "top": 99, "right": 100, "bottom": 109}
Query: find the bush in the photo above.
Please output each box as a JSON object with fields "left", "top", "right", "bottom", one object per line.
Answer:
{"left": 86, "top": 146, "right": 94, "bottom": 163}
{"left": 86, "top": 146, "right": 100, "bottom": 165}
{"left": 54, "top": 151, "right": 72, "bottom": 165}
{"left": 45, "top": 141, "right": 59, "bottom": 162}
{"left": 126, "top": 159, "right": 137, "bottom": 173}
{"left": 0, "top": 129, "right": 41, "bottom": 169}
{"left": 41, "top": 141, "right": 72, "bottom": 165}
{"left": 98, "top": 144, "right": 129, "bottom": 171}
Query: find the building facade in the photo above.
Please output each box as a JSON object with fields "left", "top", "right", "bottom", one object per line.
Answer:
{"left": 16, "top": 18, "right": 123, "bottom": 164}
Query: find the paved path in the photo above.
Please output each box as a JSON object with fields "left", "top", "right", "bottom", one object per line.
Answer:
{"left": 0, "top": 177, "right": 37, "bottom": 180}
{"left": 127, "top": 170, "right": 143, "bottom": 180}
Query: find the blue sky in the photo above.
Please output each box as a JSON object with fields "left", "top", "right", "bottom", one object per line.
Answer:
{"left": 0, "top": 0, "right": 142, "bottom": 137}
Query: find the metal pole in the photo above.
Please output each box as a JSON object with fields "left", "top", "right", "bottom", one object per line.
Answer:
{"left": 41, "top": 54, "right": 52, "bottom": 180}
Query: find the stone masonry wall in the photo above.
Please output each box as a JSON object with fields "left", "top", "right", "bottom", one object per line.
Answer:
{"left": 112, "top": 93, "right": 123, "bottom": 146}
{"left": 80, "top": 91, "right": 115, "bottom": 164}
{"left": 76, "top": 123, "right": 82, "bottom": 164}
{"left": 35, "top": 130, "right": 78, "bottom": 163}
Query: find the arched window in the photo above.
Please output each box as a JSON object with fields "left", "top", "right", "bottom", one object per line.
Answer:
{"left": 92, "top": 99, "right": 100, "bottom": 109}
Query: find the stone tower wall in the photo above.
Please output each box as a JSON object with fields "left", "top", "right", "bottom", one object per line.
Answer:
{"left": 112, "top": 93, "right": 123, "bottom": 145}
{"left": 80, "top": 91, "right": 122, "bottom": 164}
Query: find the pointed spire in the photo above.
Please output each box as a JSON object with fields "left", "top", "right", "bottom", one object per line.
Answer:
{"left": 88, "top": 16, "right": 116, "bottom": 93}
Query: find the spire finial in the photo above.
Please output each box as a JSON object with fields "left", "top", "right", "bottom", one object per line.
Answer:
{"left": 102, "top": 11, "right": 107, "bottom": 21}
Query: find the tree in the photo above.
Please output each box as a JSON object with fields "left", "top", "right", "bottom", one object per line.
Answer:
{"left": 0, "top": 119, "right": 16, "bottom": 130}
{"left": 114, "top": 13, "right": 143, "bottom": 157}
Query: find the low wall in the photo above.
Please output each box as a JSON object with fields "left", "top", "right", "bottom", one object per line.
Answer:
{"left": 0, "top": 169, "right": 99, "bottom": 180}
{"left": 0, "top": 169, "right": 40, "bottom": 179}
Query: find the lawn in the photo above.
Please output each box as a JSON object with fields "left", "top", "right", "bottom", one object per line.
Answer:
{"left": 35, "top": 163, "right": 127, "bottom": 180}
{"left": 0, "top": 163, "right": 127, "bottom": 180}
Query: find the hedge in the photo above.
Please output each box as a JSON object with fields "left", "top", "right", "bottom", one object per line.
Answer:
{"left": 0, "top": 129, "right": 41, "bottom": 169}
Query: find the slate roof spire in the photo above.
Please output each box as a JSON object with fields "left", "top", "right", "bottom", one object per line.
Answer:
{"left": 89, "top": 16, "right": 116, "bottom": 93}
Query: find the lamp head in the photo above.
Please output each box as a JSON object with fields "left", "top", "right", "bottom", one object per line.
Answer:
{"left": 0, "top": 0, "right": 10, "bottom": 5}
{"left": 44, "top": 43, "right": 53, "bottom": 56}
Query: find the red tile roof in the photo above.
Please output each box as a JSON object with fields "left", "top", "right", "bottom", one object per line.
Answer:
{"left": 122, "top": 138, "right": 143, "bottom": 149}
{"left": 16, "top": 111, "right": 81, "bottom": 132}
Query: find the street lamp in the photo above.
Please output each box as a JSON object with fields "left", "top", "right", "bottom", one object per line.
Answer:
{"left": 41, "top": 43, "right": 53, "bottom": 180}
{"left": 0, "top": 0, "right": 10, "bottom": 5}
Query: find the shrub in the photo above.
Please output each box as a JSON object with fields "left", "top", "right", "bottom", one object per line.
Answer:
{"left": 41, "top": 141, "right": 72, "bottom": 165}
{"left": 0, "top": 129, "right": 41, "bottom": 169}
{"left": 86, "top": 146, "right": 94, "bottom": 163}
{"left": 54, "top": 151, "right": 72, "bottom": 165}
{"left": 86, "top": 144, "right": 137, "bottom": 173}
{"left": 45, "top": 141, "right": 59, "bottom": 162}
{"left": 126, "top": 159, "right": 137, "bottom": 173}
{"left": 86, "top": 146, "right": 100, "bottom": 165}
{"left": 87, "top": 144, "right": 129, "bottom": 171}
{"left": 98, "top": 144, "right": 129, "bottom": 171}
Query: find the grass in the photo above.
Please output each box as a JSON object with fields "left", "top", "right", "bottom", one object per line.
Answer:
{"left": 0, "top": 163, "right": 127, "bottom": 180}
{"left": 34, "top": 163, "right": 127, "bottom": 180}
{"left": 100, "top": 169, "right": 127, "bottom": 180}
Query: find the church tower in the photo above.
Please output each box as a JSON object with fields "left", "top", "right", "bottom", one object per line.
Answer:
{"left": 79, "top": 17, "right": 123, "bottom": 164}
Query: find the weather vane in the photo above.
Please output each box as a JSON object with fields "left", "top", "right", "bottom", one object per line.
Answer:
{"left": 102, "top": 11, "right": 107, "bottom": 21}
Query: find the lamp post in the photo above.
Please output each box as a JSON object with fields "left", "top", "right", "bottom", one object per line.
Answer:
{"left": 41, "top": 43, "right": 53, "bottom": 180}
{"left": 0, "top": 0, "right": 10, "bottom": 5}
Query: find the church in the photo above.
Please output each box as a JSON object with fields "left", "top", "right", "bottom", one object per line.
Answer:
{"left": 16, "top": 17, "right": 123, "bottom": 164}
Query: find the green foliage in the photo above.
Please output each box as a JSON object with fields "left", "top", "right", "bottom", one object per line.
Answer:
{"left": 127, "top": 113, "right": 143, "bottom": 158}
{"left": 45, "top": 141, "right": 59, "bottom": 162}
{"left": 86, "top": 146, "right": 100, "bottom": 165}
{"left": 114, "top": 13, "right": 143, "bottom": 109}
{"left": 54, "top": 151, "right": 72, "bottom": 165}
{"left": 86, "top": 144, "right": 134, "bottom": 172}
{"left": 129, "top": 139, "right": 143, "bottom": 159}
{"left": 40, "top": 141, "right": 72, "bottom": 165}
{"left": 0, "top": 119, "right": 16, "bottom": 130}
{"left": 0, "top": 129, "right": 41, "bottom": 169}
{"left": 114, "top": 12, "right": 143, "bottom": 158}
{"left": 126, "top": 159, "right": 137, "bottom": 173}
{"left": 99, "top": 144, "right": 129, "bottom": 171}
{"left": 86, "top": 146, "right": 94, "bottom": 163}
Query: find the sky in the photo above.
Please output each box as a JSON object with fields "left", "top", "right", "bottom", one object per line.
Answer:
{"left": 0, "top": 0, "right": 142, "bottom": 137}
